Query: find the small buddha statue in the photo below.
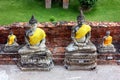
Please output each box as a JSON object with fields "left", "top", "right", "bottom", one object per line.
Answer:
{"left": 3, "top": 31, "right": 19, "bottom": 52}
{"left": 5, "top": 31, "right": 19, "bottom": 46}
{"left": 18, "top": 16, "right": 53, "bottom": 71}
{"left": 98, "top": 31, "right": 116, "bottom": 53}
{"left": 66, "top": 10, "right": 96, "bottom": 52}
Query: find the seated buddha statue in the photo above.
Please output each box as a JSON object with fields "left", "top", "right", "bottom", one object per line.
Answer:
{"left": 64, "top": 10, "right": 97, "bottom": 70}
{"left": 66, "top": 10, "right": 96, "bottom": 52}
{"left": 3, "top": 31, "right": 19, "bottom": 52}
{"left": 18, "top": 16, "right": 53, "bottom": 70}
{"left": 19, "top": 16, "right": 47, "bottom": 53}
{"left": 98, "top": 31, "right": 116, "bottom": 53}
{"left": 5, "top": 31, "right": 19, "bottom": 46}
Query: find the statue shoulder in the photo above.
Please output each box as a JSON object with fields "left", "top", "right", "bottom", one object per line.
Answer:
{"left": 37, "top": 28, "right": 46, "bottom": 34}
{"left": 72, "top": 25, "right": 79, "bottom": 32}
{"left": 25, "top": 29, "right": 29, "bottom": 35}
{"left": 82, "top": 24, "right": 91, "bottom": 28}
{"left": 25, "top": 29, "right": 33, "bottom": 36}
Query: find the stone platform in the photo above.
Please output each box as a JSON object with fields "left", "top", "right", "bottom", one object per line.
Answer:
{"left": 64, "top": 51, "right": 97, "bottom": 70}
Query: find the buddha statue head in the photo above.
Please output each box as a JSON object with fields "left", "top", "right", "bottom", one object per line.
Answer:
{"left": 106, "top": 31, "right": 110, "bottom": 36}
{"left": 9, "top": 30, "right": 13, "bottom": 35}
{"left": 29, "top": 15, "right": 38, "bottom": 29}
{"left": 77, "top": 9, "right": 85, "bottom": 26}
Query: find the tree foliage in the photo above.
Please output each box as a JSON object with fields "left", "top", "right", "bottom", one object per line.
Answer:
{"left": 78, "top": 0, "right": 98, "bottom": 10}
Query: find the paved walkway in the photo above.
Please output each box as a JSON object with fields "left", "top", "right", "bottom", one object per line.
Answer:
{"left": 0, "top": 65, "right": 120, "bottom": 80}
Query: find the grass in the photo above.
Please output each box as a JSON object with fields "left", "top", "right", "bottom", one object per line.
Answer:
{"left": 0, "top": 0, "right": 120, "bottom": 25}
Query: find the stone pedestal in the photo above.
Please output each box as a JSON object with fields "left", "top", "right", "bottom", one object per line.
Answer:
{"left": 63, "top": 0, "right": 69, "bottom": 9}
{"left": 64, "top": 50, "right": 97, "bottom": 70}
{"left": 17, "top": 48, "right": 54, "bottom": 71}
{"left": 98, "top": 45, "right": 116, "bottom": 53}
{"left": 45, "top": 0, "right": 51, "bottom": 8}
{"left": 3, "top": 45, "right": 22, "bottom": 53}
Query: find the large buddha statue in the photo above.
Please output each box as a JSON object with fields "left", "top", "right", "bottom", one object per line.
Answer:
{"left": 3, "top": 31, "right": 19, "bottom": 52}
{"left": 18, "top": 16, "right": 53, "bottom": 71}
{"left": 64, "top": 10, "right": 97, "bottom": 70}
{"left": 19, "top": 16, "right": 46, "bottom": 52}
{"left": 98, "top": 31, "right": 116, "bottom": 53}
{"left": 66, "top": 10, "right": 96, "bottom": 52}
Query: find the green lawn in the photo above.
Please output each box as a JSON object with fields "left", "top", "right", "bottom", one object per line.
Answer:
{"left": 0, "top": 0, "right": 120, "bottom": 25}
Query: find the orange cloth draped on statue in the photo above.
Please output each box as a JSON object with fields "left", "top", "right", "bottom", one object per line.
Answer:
{"left": 104, "top": 36, "right": 112, "bottom": 46}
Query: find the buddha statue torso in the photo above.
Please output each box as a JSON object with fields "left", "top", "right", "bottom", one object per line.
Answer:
{"left": 103, "top": 36, "right": 112, "bottom": 46}
{"left": 74, "top": 24, "right": 91, "bottom": 43}
{"left": 26, "top": 28, "right": 46, "bottom": 46}
{"left": 7, "top": 34, "right": 16, "bottom": 45}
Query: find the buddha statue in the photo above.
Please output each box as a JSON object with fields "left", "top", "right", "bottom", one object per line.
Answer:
{"left": 98, "top": 31, "right": 116, "bottom": 53}
{"left": 3, "top": 31, "right": 19, "bottom": 52}
{"left": 19, "top": 16, "right": 46, "bottom": 53}
{"left": 18, "top": 16, "right": 53, "bottom": 71}
{"left": 64, "top": 10, "right": 97, "bottom": 70}
{"left": 66, "top": 10, "right": 96, "bottom": 52}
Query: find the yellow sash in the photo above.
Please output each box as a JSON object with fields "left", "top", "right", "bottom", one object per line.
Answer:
{"left": 104, "top": 36, "right": 112, "bottom": 46}
{"left": 8, "top": 35, "right": 16, "bottom": 45}
{"left": 75, "top": 24, "right": 91, "bottom": 39}
{"left": 29, "top": 28, "right": 46, "bottom": 46}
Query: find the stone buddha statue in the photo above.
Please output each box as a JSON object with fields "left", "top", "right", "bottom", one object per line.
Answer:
{"left": 19, "top": 16, "right": 46, "bottom": 53}
{"left": 64, "top": 10, "right": 97, "bottom": 70}
{"left": 66, "top": 10, "right": 96, "bottom": 52}
{"left": 6, "top": 31, "right": 18, "bottom": 46}
{"left": 98, "top": 31, "right": 116, "bottom": 53}
{"left": 3, "top": 31, "right": 19, "bottom": 52}
{"left": 18, "top": 16, "right": 53, "bottom": 71}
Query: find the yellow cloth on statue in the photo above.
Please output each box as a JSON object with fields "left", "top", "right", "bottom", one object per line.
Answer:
{"left": 8, "top": 35, "right": 16, "bottom": 45}
{"left": 75, "top": 24, "right": 91, "bottom": 39}
{"left": 29, "top": 28, "right": 46, "bottom": 46}
{"left": 104, "top": 36, "right": 112, "bottom": 46}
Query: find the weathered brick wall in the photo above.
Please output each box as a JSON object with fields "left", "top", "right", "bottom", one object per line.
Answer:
{"left": 0, "top": 22, "right": 120, "bottom": 46}
{"left": 0, "top": 22, "right": 120, "bottom": 64}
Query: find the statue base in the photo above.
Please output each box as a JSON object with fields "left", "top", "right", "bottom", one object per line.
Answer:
{"left": 17, "top": 60, "right": 54, "bottom": 71}
{"left": 98, "top": 45, "right": 116, "bottom": 53}
{"left": 64, "top": 63, "right": 96, "bottom": 70}
{"left": 3, "top": 45, "right": 22, "bottom": 53}
{"left": 64, "top": 50, "right": 97, "bottom": 70}
{"left": 18, "top": 48, "right": 54, "bottom": 71}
